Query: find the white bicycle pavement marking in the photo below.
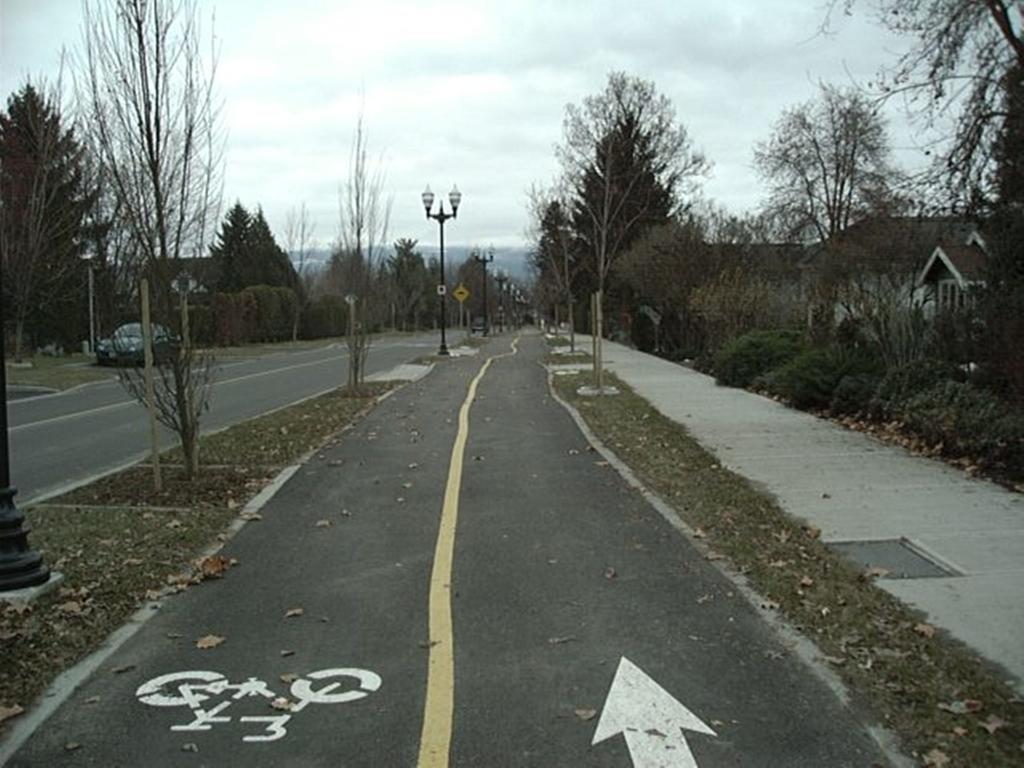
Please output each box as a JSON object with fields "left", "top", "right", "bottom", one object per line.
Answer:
{"left": 135, "top": 667, "right": 382, "bottom": 743}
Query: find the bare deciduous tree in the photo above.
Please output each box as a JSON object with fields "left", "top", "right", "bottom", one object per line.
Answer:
{"left": 526, "top": 183, "right": 580, "bottom": 350}
{"left": 828, "top": 1, "right": 1024, "bottom": 206}
{"left": 753, "top": 84, "right": 902, "bottom": 242}
{"left": 334, "top": 113, "right": 391, "bottom": 393}
{"left": 79, "top": 0, "right": 223, "bottom": 479}
{"left": 558, "top": 72, "right": 709, "bottom": 387}
{"left": 284, "top": 202, "right": 315, "bottom": 342}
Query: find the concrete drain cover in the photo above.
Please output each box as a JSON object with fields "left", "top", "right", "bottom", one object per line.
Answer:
{"left": 829, "top": 538, "right": 959, "bottom": 579}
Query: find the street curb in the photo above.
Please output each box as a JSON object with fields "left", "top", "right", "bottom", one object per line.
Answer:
{"left": 544, "top": 365, "right": 913, "bottom": 768}
{"left": 0, "top": 370, "right": 427, "bottom": 765}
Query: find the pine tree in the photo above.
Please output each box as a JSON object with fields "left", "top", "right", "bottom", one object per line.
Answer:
{"left": 0, "top": 83, "right": 94, "bottom": 358}
{"left": 210, "top": 202, "right": 252, "bottom": 292}
{"left": 210, "top": 203, "right": 297, "bottom": 292}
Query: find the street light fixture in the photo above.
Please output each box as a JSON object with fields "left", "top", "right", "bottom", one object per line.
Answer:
{"left": 473, "top": 246, "right": 494, "bottom": 336}
{"left": 422, "top": 184, "right": 461, "bottom": 356}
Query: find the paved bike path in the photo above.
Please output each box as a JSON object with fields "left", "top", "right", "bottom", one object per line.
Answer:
{"left": 8, "top": 334, "right": 897, "bottom": 766}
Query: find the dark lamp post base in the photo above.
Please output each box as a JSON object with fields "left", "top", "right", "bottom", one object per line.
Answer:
{"left": 0, "top": 487, "right": 51, "bottom": 591}
{"left": 438, "top": 344, "right": 450, "bottom": 356}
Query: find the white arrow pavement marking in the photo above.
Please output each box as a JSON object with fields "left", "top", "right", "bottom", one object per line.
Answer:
{"left": 592, "top": 657, "right": 716, "bottom": 768}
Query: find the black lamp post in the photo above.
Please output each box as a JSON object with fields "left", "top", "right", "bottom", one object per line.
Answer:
{"left": 494, "top": 271, "right": 508, "bottom": 334}
{"left": 0, "top": 265, "right": 50, "bottom": 591}
{"left": 422, "top": 184, "right": 461, "bottom": 356}
{"left": 473, "top": 246, "right": 494, "bottom": 336}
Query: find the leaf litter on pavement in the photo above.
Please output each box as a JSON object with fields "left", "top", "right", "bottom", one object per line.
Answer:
{"left": 1, "top": 382, "right": 397, "bottom": 726}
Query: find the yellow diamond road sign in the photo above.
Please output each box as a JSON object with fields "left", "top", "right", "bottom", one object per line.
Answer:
{"left": 453, "top": 284, "right": 470, "bottom": 304}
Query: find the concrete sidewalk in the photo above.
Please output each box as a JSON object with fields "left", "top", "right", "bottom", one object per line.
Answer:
{"left": 572, "top": 336, "right": 1024, "bottom": 691}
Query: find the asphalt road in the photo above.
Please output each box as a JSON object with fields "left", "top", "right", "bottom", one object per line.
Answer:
{"left": 9, "top": 334, "right": 439, "bottom": 505}
{"left": 6, "top": 333, "right": 897, "bottom": 767}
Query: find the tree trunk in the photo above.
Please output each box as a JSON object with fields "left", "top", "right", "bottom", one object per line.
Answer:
{"left": 568, "top": 293, "right": 575, "bottom": 352}
{"left": 13, "top": 316, "right": 25, "bottom": 363}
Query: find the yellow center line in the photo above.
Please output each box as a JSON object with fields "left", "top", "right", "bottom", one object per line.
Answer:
{"left": 417, "top": 336, "right": 520, "bottom": 768}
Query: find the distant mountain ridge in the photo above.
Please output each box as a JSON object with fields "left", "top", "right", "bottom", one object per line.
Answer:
{"left": 290, "top": 245, "right": 533, "bottom": 280}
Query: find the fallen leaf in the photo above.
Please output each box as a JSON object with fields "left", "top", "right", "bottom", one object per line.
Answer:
{"left": 692, "top": 528, "right": 707, "bottom": 539}
{"left": 285, "top": 607, "right": 304, "bottom": 618}
{"left": 594, "top": 460, "right": 609, "bottom": 467}
{"left": 567, "top": 449, "right": 579, "bottom": 455}
{"left": 979, "top": 714, "right": 1007, "bottom": 735}
{"left": 761, "top": 599, "right": 780, "bottom": 610}
{"left": 196, "top": 555, "right": 233, "bottom": 580}
{"left": 922, "top": 748, "right": 950, "bottom": 767}
{"left": 240, "top": 512, "right": 262, "bottom": 522}
{"left": 182, "top": 743, "right": 199, "bottom": 753}
{"left": 547, "top": 636, "right": 576, "bottom": 645}
{"left": 270, "top": 697, "right": 294, "bottom": 712}
{"left": 800, "top": 576, "right": 815, "bottom": 588}
{"left": 603, "top": 567, "right": 617, "bottom": 580}
{"left": 227, "top": 499, "right": 239, "bottom": 510}
{"left": 280, "top": 649, "right": 295, "bottom": 657}
{"left": 315, "top": 519, "right": 332, "bottom": 528}
{"left": 704, "top": 553, "right": 725, "bottom": 561}
{"left": 85, "top": 696, "right": 101, "bottom": 705}
{"left": 768, "top": 559, "right": 787, "bottom": 568}
{"left": 64, "top": 742, "right": 81, "bottom": 752}
{"left": 862, "top": 566, "right": 890, "bottom": 580}
{"left": 123, "top": 558, "right": 144, "bottom": 566}
{"left": 57, "top": 601, "right": 83, "bottom": 615}
{"left": 820, "top": 492, "right": 831, "bottom": 499}
{"left": 822, "top": 655, "right": 846, "bottom": 666}
{"left": 112, "top": 664, "right": 135, "bottom": 674}
{"left": 914, "top": 623, "right": 937, "bottom": 639}
{"left": 280, "top": 673, "right": 299, "bottom": 684}
{"left": 574, "top": 708, "right": 597, "bottom": 721}
{"left": 408, "top": 463, "right": 419, "bottom": 470}
{"left": 803, "top": 525, "right": 821, "bottom": 539}
{"left": 952, "top": 726, "right": 968, "bottom": 737}
{"left": 166, "top": 632, "right": 183, "bottom": 639}
{"left": 0, "top": 705, "right": 24, "bottom": 724}
{"left": 938, "top": 699, "right": 983, "bottom": 715}
{"left": 644, "top": 727, "right": 666, "bottom": 737}
{"left": 195, "top": 634, "right": 225, "bottom": 650}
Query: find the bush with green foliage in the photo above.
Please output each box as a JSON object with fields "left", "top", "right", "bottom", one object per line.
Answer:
{"left": 302, "top": 295, "right": 347, "bottom": 339}
{"left": 245, "top": 285, "right": 297, "bottom": 342}
{"left": 712, "top": 329, "right": 807, "bottom": 388}
{"left": 868, "top": 359, "right": 960, "bottom": 420}
{"left": 898, "top": 381, "right": 1024, "bottom": 479}
{"left": 830, "top": 373, "right": 883, "bottom": 415}
{"left": 766, "top": 345, "right": 883, "bottom": 410}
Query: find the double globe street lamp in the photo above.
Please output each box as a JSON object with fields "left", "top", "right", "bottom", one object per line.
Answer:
{"left": 422, "top": 184, "right": 461, "bottom": 356}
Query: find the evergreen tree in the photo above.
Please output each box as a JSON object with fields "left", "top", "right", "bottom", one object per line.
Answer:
{"left": 387, "top": 238, "right": 428, "bottom": 330}
{"left": 0, "top": 83, "right": 94, "bottom": 357}
{"left": 210, "top": 202, "right": 252, "bottom": 292}
{"left": 211, "top": 203, "right": 297, "bottom": 292}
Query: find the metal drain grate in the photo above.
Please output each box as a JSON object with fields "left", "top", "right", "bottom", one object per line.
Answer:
{"left": 829, "top": 538, "right": 959, "bottom": 579}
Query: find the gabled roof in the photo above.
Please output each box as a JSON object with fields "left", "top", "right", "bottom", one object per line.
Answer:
{"left": 918, "top": 242, "right": 989, "bottom": 286}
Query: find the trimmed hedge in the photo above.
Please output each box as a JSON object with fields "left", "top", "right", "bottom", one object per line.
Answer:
{"left": 712, "top": 330, "right": 807, "bottom": 388}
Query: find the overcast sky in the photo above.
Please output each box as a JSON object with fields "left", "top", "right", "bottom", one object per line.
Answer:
{"left": 0, "top": 0, "right": 918, "bottom": 260}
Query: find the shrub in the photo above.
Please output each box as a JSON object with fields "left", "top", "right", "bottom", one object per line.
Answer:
{"left": 712, "top": 329, "right": 807, "bottom": 388}
{"left": 868, "top": 359, "right": 959, "bottom": 420}
{"left": 830, "top": 373, "right": 882, "bottom": 415}
{"left": 767, "top": 345, "right": 883, "bottom": 410}
{"left": 302, "top": 296, "right": 347, "bottom": 339}
{"left": 899, "top": 381, "right": 1024, "bottom": 478}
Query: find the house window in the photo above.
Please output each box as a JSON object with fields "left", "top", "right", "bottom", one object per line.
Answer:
{"left": 937, "top": 280, "right": 959, "bottom": 311}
